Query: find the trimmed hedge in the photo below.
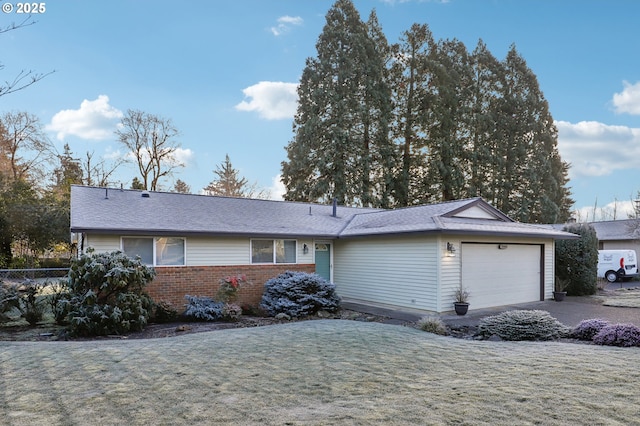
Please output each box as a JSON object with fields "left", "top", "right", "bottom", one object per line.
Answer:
{"left": 478, "top": 310, "right": 570, "bottom": 341}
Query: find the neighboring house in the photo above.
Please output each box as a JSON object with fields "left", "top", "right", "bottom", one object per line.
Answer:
{"left": 589, "top": 219, "right": 640, "bottom": 253}
{"left": 70, "top": 185, "right": 577, "bottom": 313}
{"left": 551, "top": 219, "right": 640, "bottom": 254}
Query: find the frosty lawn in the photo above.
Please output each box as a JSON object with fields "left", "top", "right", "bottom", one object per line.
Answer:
{"left": 1, "top": 320, "right": 639, "bottom": 425}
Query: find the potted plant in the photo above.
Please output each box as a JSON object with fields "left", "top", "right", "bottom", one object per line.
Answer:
{"left": 453, "top": 285, "right": 470, "bottom": 315}
{"left": 553, "top": 277, "right": 568, "bottom": 302}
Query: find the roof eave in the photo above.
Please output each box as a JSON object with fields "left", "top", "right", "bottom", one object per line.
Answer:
{"left": 338, "top": 229, "right": 580, "bottom": 240}
{"left": 71, "top": 227, "right": 340, "bottom": 240}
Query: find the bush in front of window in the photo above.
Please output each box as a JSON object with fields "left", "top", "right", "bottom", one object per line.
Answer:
{"left": 57, "top": 250, "right": 156, "bottom": 337}
{"left": 183, "top": 295, "right": 243, "bottom": 322}
{"left": 260, "top": 271, "right": 341, "bottom": 318}
{"left": 183, "top": 295, "right": 224, "bottom": 321}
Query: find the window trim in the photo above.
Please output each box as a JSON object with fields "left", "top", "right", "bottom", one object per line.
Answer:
{"left": 250, "top": 239, "right": 298, "bottom": 264}
{"left": 120, "top": 236, "right": 187, "bottom": 267}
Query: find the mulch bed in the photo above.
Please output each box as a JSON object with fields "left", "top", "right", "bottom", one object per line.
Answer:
{"left": 0, "top": 309, "right": 398, "bottom": 342}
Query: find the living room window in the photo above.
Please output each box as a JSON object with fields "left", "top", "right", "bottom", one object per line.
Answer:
{"left": 251, "top": 239, "right": 297, "bottom": 264}
{"left": 121, "top": 237, "right": 185, "bottom": 266}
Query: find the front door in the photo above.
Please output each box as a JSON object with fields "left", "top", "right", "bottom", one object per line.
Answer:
{"left": 315, "top": 243, "right": 331, "bottom": 282}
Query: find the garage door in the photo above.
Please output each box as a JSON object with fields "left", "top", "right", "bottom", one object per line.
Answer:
{"left": 461, "top": 243, "right": 542, "bottom": 309}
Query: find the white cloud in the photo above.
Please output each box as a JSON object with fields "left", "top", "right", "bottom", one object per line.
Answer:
{"left": 235, "top": 81, "right": 298, "bottom": 120}
{"left": 270, "top": 15, "right": 303, "bottom": 36}
{"left": 47, "top": 95, "right": 123, "bottom": 141}
{"left": 556, "top": 120, "right": 640, "bottom": 178}
{"left": 173, "top": 147, "right": 194, "bottom": 166}
{"left": 612, "top": 81, "right": 640, "bottom": 115}
{"left": 268, "top": 174, "right": 286, "bottom": 200}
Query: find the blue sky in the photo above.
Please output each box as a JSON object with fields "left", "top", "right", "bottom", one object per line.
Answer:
{"left": 2, "top": 0, "right": 640, "bottom": 221}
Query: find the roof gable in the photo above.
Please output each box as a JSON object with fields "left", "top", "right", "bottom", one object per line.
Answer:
{"left": 442, "top": 198, "right": 513, "bottom": 222}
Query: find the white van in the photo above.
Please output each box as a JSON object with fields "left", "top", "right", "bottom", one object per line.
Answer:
{"left": 598, "top": 250, "right": 639, "bottom": 283}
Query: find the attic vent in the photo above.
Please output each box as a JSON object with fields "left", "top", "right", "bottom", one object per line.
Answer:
{"left": 141, "top": 191, "right": 150, "bottom": 198}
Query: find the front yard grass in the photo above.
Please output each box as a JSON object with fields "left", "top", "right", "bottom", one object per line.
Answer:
{"left": 1, "top": 320, "right": 639, "bottom": 425}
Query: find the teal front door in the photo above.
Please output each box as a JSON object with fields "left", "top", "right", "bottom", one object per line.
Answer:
{"left": 315, "top": 243, "right": 331, "bottom": 281}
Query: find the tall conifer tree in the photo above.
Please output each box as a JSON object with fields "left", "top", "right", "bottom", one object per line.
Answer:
{"left": 388, "top": 23, "right": 434, "bottom": 206}
{"left": 282, "top": 0, "right": 391, "bottom": 207}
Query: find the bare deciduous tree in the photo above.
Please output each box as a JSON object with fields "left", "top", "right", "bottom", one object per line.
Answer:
{"left": 1, "top": 16, "right": 55, "bottom": 98}
{"left": 116, "top": 109, "right": 183, "bottom": 191}
{"left": 81, "top": 150, "right": 124, "bottom": 187}
{"left": 0, "top": 111, "right": 54, "bottom": 182}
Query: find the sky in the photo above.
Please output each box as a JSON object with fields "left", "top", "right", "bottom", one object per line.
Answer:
{"left": 2, "top": 0, "right": 640, "bottom": 222}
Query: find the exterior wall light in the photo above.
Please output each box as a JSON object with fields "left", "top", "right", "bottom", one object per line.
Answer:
{"left": 446, "top": 242, "right": 456, "bottom": 257}
{"left": 303, "top": 244, "right": 309, "bottom": 254}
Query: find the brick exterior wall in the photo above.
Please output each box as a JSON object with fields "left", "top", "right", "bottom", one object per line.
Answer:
{"left": 147, "top": 264, "right": 316, "bottom": 312}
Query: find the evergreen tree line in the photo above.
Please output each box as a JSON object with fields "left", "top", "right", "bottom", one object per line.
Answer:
{"left": 282, "top": 0, "right": 573, "bottom": 223}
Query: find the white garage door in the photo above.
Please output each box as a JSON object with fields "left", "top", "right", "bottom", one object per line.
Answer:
{"left": 461, "top": 243, "right": 542, "bottom": 310}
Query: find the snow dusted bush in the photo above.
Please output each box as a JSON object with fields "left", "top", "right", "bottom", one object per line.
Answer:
{"left": 592, "top": 323, "right": 640, "bottom": 347}
{"left": 260, "top": 271, "right": 340, "bottom": 318}
{"left": 183, "top": 295, "right": 224, "bottom": 321}
{"left": 222, "top": 303, "right": 243, "bottom": 321}
{"left": 61, "top": 250, "right": 155, "bottom": 336}
{"left": 477, "top": 310, "right": 570, "bottom": 341}
{"left": 571, "top": 319, "right": 610, "bottom": 341}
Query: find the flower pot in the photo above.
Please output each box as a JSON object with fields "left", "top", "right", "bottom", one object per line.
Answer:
{"left": 553, "top": 291, "right": 567, "bottom": 302}
{"left": 454, "top": 302, "right": 469, "bottom": 316}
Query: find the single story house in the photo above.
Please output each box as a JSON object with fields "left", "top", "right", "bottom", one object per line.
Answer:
{"left": 589, "top": 219, "right": 640, "bottom": 253}
{"left": 551, "top": 219, "right": 640, "bottom": 254}
{"left": 70, "top": 185, "right": 577, "bottom": 313}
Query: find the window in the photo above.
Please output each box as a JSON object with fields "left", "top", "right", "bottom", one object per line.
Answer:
{"left": 251, "top": 239, "right": 297, "bottom": 264}
{"left": 122, "top": 237, "right": 185, "bottom": 266}
{"left": 122, "top": 237, "right": 153, "bottom": 265}
{"left": 156, "top": 237, "right": 185, "bottom": 266}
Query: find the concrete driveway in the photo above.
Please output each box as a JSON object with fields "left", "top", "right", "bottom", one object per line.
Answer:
{"left": 344, "top": 293, "right": 640, "bottom": 329}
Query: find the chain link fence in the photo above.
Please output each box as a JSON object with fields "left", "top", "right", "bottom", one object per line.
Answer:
{"left": 0, "top": 268, "right": 69, "bottom": 285}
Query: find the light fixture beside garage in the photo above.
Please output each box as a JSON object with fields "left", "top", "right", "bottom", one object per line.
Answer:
{"left": 446, "top": 242, "right": 456, "bottom": 257}
{"left": 498, "top": 244, "right": 508, "bottom": 250}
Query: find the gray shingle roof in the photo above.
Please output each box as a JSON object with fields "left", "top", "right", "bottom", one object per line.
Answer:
{"left": 589, "top": 219, "right": 640, "bottom": 241}
{"left": 546, "top": 220, "right": 640, "bottom": 241}
{"left": 70, "top": 186, "right": 578, "bottom": 240}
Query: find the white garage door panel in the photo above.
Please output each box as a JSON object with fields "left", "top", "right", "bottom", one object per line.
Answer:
{"left": 462, "top": 244, "right": 541, "bottom": 309}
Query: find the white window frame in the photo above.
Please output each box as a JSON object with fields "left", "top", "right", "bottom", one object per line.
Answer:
{"left": 250, "top": 239, "right": 297, "bottom": 264}
{"left": 121, "top": 236, "right": 186, "bottom": 267}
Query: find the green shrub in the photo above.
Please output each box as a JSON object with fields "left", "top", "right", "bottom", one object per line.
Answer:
{"left": 478, "top": 310, "right": 570, "bottom": 341}
{"left": 416, "top": 316, "right": 447, "bottom": 335}
{"left": 555, "top": 223, "right": 598, "bottom": 296}
{"left": 61, "top": 250, "right": 155, "bottom": 336}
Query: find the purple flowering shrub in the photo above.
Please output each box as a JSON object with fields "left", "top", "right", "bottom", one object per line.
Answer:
{"left": 592, "top": 323, "right": 640, "bottom": 347}
{"left": 571, "top": 319, "right": 610, "bottom": 341}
